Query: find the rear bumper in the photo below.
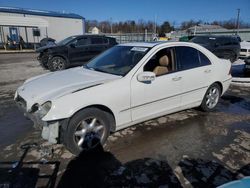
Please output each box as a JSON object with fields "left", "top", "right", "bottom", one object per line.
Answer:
{"left": 222, "top": 77, "right": 232, "bottom": 95}
{"left": 245, "top": 64, "right": 250, "bottom": 70}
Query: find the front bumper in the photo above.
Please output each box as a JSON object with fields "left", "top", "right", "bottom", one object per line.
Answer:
{"left": 15, "top": 98, "right": 47, "bottom": 129}
{"left": 15, "top": 96, "right": 60, "bottom": 144}
{"left": 37, "top": 54, "right": 49, "bottom": 69}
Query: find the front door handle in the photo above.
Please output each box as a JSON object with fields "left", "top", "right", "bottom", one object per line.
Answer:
{"left": 172, "top": 76, "right": 182, "bottom": 81}
{"left": 204, "top": 69, "right": 211, "bottom": 73}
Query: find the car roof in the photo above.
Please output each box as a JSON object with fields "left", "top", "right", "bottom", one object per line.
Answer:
{"left": 119, "top": 41, "right": 168, "bottom": 48}
{"left": 192, "top": 35, "right": 238, "bottom": 39}
{"left": 118, "top": 41, "right": 194, "bottom": 48}
{"left": 72, "top": 34, "right": 110, "bottom": 38}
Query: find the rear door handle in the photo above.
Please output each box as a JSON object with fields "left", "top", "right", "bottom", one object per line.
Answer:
{"left": 172, "top": 76, "right": 182, "bottom": 81}
{"left": 204, "top": 69, "right": 211, "bottom": 73}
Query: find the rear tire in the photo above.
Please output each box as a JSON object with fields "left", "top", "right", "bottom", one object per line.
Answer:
{"left": 64, "top": 108, "right": 112, "bottom": 155}
{"left": 200, "top": 83, "right": 221, "bottom": 112}
{"left": 48, "top": 56, "right": 66, "bottom": 71}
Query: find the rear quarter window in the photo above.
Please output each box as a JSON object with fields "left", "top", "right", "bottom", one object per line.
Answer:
{"left": 198, "top": 51, "right": 211, "bottom": 66}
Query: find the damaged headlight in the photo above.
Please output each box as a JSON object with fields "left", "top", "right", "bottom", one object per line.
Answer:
{"left": 38, "top": 101, "right": 52, "bottom": 118}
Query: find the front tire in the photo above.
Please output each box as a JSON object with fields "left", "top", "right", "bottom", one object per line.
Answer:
{"left": 200, "top": 83, "right": 221, "bottom": 112}
{"left": 64, "top": 108, "right": 112, "bottom": 155}
{"left": 48, "top": 56, "right": 66, "bottom": 71}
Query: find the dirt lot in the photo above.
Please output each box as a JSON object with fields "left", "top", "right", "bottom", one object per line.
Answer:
{"left": 0, "top": 53, "right": 250, "bottom": 187}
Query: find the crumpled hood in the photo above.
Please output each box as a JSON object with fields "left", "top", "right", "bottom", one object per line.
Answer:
{"left": 17, "top": 67, "right": 121, "bottom": 109}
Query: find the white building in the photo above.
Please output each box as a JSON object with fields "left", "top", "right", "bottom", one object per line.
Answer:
{"left": 0, "top": 6, "right": 85, "bottom": 45}
{"left": 88, "top": 27, "right": 100, "bottom": 34}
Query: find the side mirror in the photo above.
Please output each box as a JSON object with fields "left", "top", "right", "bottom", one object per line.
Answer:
{"left": 137, "top": 72, "right": 156, "bottom": 83}
{"left": 70, "top": 43, "right": 76, "bottom": 48}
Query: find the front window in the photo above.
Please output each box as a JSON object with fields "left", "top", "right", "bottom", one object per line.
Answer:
{"left": 57, "top": 36, "right": 76, "bottom": 46}
{"left": 85, "top": 46, "right": 150, "bottom": 76}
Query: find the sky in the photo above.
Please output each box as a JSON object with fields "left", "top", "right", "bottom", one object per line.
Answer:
{"left": 0, "top": 0, "right": 249, "bottom": 27}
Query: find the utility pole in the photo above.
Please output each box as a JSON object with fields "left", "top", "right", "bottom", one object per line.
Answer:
{"left": 110, "top": 17, "right": 113, "bottom": 34}
{"left": 154, "top": 14, "right": 157, "bottom": 34}
{"left": 236, "top": 8, "right": 240, "bottom": 35}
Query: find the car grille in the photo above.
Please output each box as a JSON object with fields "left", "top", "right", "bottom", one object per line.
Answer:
{"left": 241, "top": 49, "right": 247, "bottom": 52}
{"left": 15, "top": 95, "right": 27, "bottom": 109}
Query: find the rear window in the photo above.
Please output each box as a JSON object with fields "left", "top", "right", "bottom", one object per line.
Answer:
{"left": 216, "top": 37, "right": 231, "bottom": 45}
{"left": 91, "top": 37, "right": 104, "bottom": 44}
{"left": 176, "top": 46, "right": 211, "bottom": 70}
{"left": 176, "top": 46, "right": 200, "bottom": 70}
{"left": 109, "top": 38, "right": 117, "bottom": 45}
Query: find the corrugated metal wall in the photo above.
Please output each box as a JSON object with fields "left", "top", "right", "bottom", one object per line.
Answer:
{"left": 0, "top": 12, "right": 85, "bottom": 43}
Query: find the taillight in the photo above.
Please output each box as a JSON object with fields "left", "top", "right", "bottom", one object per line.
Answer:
{"left": 228, "top": 65, "right": 232, "bottom": 75}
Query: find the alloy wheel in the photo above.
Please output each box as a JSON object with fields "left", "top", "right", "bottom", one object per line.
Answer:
{"left": 205, "top": 87, "right": 220, "bottom": 109}
{"left": 74, "top": 117, "right": 105, "bottom": 147}
{"left": 52, "top": 58, "right": 64, "bottom": 70}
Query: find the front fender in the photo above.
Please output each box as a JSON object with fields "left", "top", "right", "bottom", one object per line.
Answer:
{"left": 41, "top": 80, "right": 131, "bottom": 126}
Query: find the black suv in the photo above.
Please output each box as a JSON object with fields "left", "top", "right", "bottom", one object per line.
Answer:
{"left": 190, "top": 35, "right": 240, "bottom": 62}
{"left": 37, "top": 35, "right": 117, "bottom": 71}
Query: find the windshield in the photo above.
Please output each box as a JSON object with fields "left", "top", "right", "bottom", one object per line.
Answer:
{"left": 57, "top": 36, "right": 76, "bottom": 45}
{"left": 85, "top": 46, "right": 150, "bottom": 76}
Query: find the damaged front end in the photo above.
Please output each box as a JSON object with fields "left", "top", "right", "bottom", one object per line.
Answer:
{"left": 37, "top": 52, "right": 49, "bottom": 69}
{"left": 14, "top": 93, "right": 64, "bottom": 144}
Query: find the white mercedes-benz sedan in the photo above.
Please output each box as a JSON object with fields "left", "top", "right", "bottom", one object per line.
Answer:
{"left": 15, "top": 41, "right": 232, "bottom": 154}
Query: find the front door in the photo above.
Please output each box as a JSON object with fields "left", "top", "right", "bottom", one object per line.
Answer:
{"left": 130, "top": 47, "right": 182, "bottom": 122}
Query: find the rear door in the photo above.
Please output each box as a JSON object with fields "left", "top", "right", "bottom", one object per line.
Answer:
{"left": 88, "top": 37, "right": 108, "bottom": 60}
{"left": 214, "top": 37, "right": 232, "bottom": 59}
{"left": 175, "top": 46, "right": 213, "bottom": 107}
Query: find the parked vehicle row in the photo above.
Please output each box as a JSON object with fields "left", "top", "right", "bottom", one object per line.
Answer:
{"left": 36, "top": 35, "right": 117, "bottom": 71}
{"left": 190, "top": 35, "right": 240, "bottom": 63}
{"left": 16, "top": 41, "right": 232, "bottom": 154}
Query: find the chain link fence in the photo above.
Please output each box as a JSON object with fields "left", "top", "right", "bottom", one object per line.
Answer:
{"left": 105, "top": 33, "right": 155, "bottom": 43}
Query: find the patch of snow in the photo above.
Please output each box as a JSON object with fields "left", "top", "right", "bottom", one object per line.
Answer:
{"left": 232, "top": 59, "right": 245, "bottom": 66}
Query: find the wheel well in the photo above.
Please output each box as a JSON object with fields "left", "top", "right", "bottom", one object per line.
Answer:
{"left": 214, "top": 81, "right": 223, "bottom": 94}
{"left": 71, "top": 105, "right": 116, "bottom": 132}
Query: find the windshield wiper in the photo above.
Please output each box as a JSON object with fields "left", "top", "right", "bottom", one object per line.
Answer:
{"left": 83, "top": 64, "right": 90, "bottom": 69}
{"left": 93, "top": 67, "right": 108, "bottom": 74}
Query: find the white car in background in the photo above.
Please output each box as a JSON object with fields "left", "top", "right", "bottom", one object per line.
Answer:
{"left": 240, "top": 41, "right": 250, "bottom": 71}
{"left": 15, "top": 42, "right": 232, "bottom": 154}
{"left": 240, "top": 41, "right": 250, "bottom": 59}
